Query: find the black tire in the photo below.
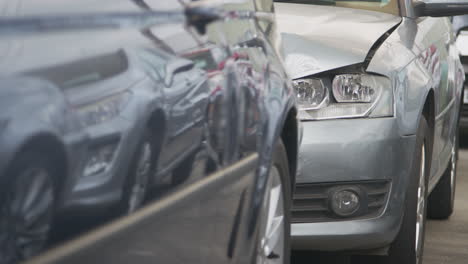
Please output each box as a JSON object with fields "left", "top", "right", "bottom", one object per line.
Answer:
{"left": 0, "top": 151, "right": 56, "bottom": 263}
{"left": 386, "top": 116, "right": 430, "bottom": 264}
{"left": 273, "top": 139, "right": 292, "bottom": 264}
{"left": 171, "top": 152, "right": 196, "bottom": 186}
{"left": 119, "top": 131, "right": 155, "bottom": 214}
{"left": 427, "top": 132, "right": 458, "bottom": 219}
{"left": 255, "top": 139, "right": 292, "bottom": 264}
{"left": 354, "top": 117, "right": 431, "bottom": 264}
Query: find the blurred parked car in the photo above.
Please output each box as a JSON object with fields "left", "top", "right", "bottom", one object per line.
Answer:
{"left": 0, "top": 0, "right": 299, "bottom": 263}
{"left": 275, "top": 0, "right": 467, "bottom": 263}
{"left": 454, "top": 15, "right": 468, "bottom": 134}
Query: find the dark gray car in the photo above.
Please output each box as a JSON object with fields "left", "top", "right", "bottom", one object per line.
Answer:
{"left": 0, "top": 1, "right": 300, "bottom": 263}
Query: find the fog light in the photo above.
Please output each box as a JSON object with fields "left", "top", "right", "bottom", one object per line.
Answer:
{"left": 83, "top": 142, "right": 118, "bottom": 177}
{"left": 330, "top": 189, "right": 360, "bottom": 217}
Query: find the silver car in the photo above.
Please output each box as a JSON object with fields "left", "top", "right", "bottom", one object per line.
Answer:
{"left": 275, "top": 0, "right": 468, "bottom": 263}
{"left": 454, "top": 15, "right": 468, "bottom": 132}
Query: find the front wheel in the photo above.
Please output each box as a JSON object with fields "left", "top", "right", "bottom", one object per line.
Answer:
{"left": 427, "top": 132, "right": 458, "bottom": 219}
{"left": 0, "top": 151, "right": 56, "bottom": 264}
{"left": 120, "top": 131, "right": 155, "bottom": 214}
{"left": 385, "top": 116, "right": 430, "bottom": 264}
{"left": 256, "top": 140, "right": 291, "bottom": 264}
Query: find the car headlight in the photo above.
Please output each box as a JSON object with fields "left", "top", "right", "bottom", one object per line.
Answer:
{"left": 75, "top": 91, "right": 131, "bottom": 127}
{"left": 295, "top": 74, "right": 393, "bottom": 120}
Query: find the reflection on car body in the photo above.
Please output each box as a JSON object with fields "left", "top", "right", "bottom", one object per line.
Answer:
{"left": 0, "top": 38, "right": 214, "bottom": 261}
{"left": 0, "top": 0, "right": 299, "bottom": 264}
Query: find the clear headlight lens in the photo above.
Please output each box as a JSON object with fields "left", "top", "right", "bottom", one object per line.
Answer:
{"left": 333, "top": 74, "right": 375, "bottom": 103}
{"left": 295, "top": 74, "right": 393, "bottom": 120}
{"left": 294, "top": 79, "right": 329, "bottom": 110}
{"left": 75, "top": 91, "right": 131, "bottom": 127}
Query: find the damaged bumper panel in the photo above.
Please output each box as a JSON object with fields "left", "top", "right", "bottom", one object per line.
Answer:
{"left": 292, "top": 117, "right": 416, "bottom": 251}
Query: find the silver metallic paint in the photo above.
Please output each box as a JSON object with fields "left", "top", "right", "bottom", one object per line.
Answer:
{"left": 276, "top": 3, "right": 464, "bottom": 252}
{"left": 275, "top": 3, "right": 402, "bottom": 79}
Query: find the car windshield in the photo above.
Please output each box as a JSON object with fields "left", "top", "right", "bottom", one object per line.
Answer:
{"left": 274, "top": 0, "right": 400, "bottom": 16}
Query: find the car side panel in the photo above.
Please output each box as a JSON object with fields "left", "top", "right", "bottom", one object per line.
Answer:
{"left": 0, "top": 1, "right": 259, "bottom": 263}
{"left": 23, "top": 154, "right": 259, "bottom": 264}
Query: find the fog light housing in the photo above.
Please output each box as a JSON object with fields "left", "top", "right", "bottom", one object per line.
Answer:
{"left": 83, "top": 141, "right": 118, "bottom": 177}
{"left": 330, "top": 189, "right": 361, "bottom": 217}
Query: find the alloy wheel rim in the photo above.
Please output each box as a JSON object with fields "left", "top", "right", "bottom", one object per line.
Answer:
{"left": 450, "top": 140, "right": 456, "bottom": 206}
{"left": 256, "top": 166, "right": 284, "bottom": 264}
{"left": 415, "top": 143, "right": 426, "bottom": 263}
{"left": 4, "top": 168, "right": 54, "bottom": 261}
{"left": 128, "top": 142, "right": 152, "bottom": 213}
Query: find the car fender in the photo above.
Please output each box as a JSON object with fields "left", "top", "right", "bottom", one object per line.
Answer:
{"left": 367, "top": 18, "right": 433, "bottom": 136}
{"left": 0, "top": 77, "right": 71, "bottom": 186}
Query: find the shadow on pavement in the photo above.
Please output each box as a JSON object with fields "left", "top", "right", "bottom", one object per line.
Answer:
{"left": 460, "top": 131, "right": 468, "bottom": 148}
{"left": 292, "top": 251, "right": 351, "bottom": 264}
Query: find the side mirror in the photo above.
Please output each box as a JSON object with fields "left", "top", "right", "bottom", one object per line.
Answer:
{"left": 414, "top": 1, "right": 468, "bottom": 17}
{"left": 164, "top": 58, "right": 194, "bottom": 87}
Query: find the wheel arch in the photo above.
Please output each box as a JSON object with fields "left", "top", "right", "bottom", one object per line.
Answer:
{"left": 12, "top": 132, "right": 68, "bottom": 195}
{"left": 422, "top": 89, "right": 435, "bottom": 162}
{"left": 280, "top": 106, "right": 298, "bottom": 194}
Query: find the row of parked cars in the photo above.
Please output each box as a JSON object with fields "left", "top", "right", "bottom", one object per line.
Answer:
{"left": 1, "top": 0, "right": 468, "bottom": 264}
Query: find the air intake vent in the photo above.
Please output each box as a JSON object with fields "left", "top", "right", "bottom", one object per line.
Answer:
{"left": 292, "top": 181, "right": 391, "bottom": 223}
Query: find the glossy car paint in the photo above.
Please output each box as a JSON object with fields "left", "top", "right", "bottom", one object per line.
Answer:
{"left": 0, "top": 0, "right": 298, "bottom": 263}
{"left": 453, "top": 15, "right": 468, "bottom": 131}
{"left": 276, "top": 4, "right": 402, "bottom": 79}
{"left": 275, "top": 2, "right": 464, "bottom": 251}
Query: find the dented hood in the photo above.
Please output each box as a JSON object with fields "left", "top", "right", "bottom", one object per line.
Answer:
{"left": 274, "top": 3, "right": 402, "bottom": 79}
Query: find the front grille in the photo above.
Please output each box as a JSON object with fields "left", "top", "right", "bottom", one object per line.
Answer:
{"left": 292, "top": 181, "right": 391, "bottom": 223}
{"left": 462, "top": 104, "right": 468, "bottom": 117}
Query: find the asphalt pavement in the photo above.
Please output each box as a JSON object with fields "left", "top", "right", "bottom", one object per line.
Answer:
{"left": 423, "top": 146, "right": 468, "bottom": 264}
{"left": 292, "top": 145, "right": 468, "bottom": 264}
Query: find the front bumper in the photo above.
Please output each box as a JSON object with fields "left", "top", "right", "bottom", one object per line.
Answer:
{"left": 60, "top": 115, "right": 141, "bottom": 213}
{"left": 293, "top": 117, "right": 416, "bottom": 251}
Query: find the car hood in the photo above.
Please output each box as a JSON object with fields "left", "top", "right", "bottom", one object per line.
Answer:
{"left": 274, "top": 3, "right": 402, "bottom": 79}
